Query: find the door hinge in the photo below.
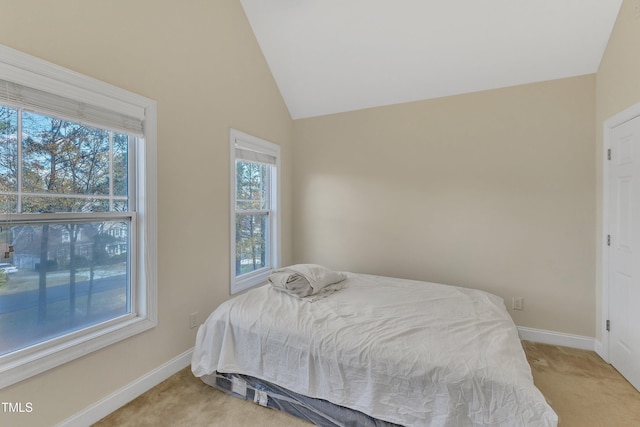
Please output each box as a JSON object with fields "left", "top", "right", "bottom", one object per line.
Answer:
{"left": 608, "top": 148, "right": 611, "bottom": 160}
{"left": 607, "top": 235, "right": 611, "bottom": 246}
{"left": 606, "top": 320, "right": 610, "bottom": 332}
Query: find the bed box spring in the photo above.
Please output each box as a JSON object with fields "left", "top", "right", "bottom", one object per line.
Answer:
{"left": 203, "top": 372, "right": 400, "bottom": 427}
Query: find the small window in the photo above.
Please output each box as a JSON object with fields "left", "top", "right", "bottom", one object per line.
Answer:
{"left": 230, "top": 129, "right": 279, "bottom": 293}
{"left": 0, "top": 44, "right": 157, "bottom": 388}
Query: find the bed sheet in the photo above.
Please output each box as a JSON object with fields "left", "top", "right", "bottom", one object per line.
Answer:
{"left": 192, "top": 273, "right": 557, "bottom": 426}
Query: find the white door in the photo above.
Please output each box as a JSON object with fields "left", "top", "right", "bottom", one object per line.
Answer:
{"left": 609, "top": 114, "right": 640, "bottom": 391}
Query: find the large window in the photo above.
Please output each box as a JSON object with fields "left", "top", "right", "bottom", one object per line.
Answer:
{"left": 230, "top": 129, "right": 279, "bottom": 293}
{"left": 0, "top": 45, "right": 157, "bottom": 388}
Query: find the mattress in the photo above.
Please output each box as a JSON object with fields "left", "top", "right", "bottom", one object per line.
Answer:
{"left": 192, "top": 272, "right": 557, "bottom": 426}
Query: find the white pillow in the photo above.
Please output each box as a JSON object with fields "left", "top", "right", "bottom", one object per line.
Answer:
{"left": 268, "top": 264, "right": 346, "bottom": 299}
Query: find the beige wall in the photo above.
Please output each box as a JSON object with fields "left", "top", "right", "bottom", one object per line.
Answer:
{"left": 0, "top": 1, "right": 293, "bottom": 426}
{"left": 293, "top": 75, "right": 596, "bottom": 336}
{"left": 595, "top": 0, "right": 640, "bottom": 342}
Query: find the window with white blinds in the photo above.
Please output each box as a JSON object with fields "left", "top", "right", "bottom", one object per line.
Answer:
{"left": 230, "top": 129, "right": 280, "bottom": 293}
{"left": 0, "top": 44, "right": 157, "bottom": 389}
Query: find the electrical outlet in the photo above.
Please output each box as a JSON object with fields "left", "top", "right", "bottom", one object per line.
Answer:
{"left": 189, "top": 312, "right": 199, "bottom": 329}
{"left": 512, "top": 297, "right": 524, "bottom": 311}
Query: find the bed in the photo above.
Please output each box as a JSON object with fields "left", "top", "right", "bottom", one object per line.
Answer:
{"left": 192, "top": 265, "right": 557, "bottom": 426}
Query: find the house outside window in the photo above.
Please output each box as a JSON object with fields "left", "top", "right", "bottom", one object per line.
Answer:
{"left": 230, "top": 129, "right": 279, "bottom": 294}
{"left": 0, "top": 45, "right": 157, "bottom": 388}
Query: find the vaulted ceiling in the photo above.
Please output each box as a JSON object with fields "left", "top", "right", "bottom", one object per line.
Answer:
{"left": 241, "top": 0, "right": 623, "bottom": 119}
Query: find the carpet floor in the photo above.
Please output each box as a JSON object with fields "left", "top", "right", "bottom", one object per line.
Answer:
{"left": 94, "top": 341, "right": 640, "bottom": 426}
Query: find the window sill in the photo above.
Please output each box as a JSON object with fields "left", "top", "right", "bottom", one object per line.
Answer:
{"left": 0, "top": 314, "right": 156, "bottom": 389}
{"left": 232, "top": 268, "right": 272, "bottom": 294}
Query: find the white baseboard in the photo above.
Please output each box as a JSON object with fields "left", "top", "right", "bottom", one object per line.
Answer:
{"left": 56, "top": 348, "right": 194, "bottom": 427}
{"left": 518, "top": 326, "right": 594, "bottom": 351}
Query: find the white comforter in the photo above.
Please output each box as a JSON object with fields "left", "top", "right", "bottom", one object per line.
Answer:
{"left": 192, "top": 273, "right": 557, "bottom": 427}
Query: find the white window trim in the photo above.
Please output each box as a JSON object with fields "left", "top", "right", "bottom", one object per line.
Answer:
{"left": 0, "top": 44, "right": 157, "bottom": 389}
{"left": 230, "top": 128, "right": 280, "bottom": 294}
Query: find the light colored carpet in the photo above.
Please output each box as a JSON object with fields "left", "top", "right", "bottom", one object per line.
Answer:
{"left": 94, "top": 341, "right": 640, "bottom": 426}
{"left": 523, "top": 341, "right": 640, "bottom": 426}
{"left": 92, "top": 367, "right": 311, "bottom": 427}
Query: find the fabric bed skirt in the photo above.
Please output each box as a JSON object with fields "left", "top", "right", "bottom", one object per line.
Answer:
{"left": 203, "top": 372, "right": 400, "bottom": 427}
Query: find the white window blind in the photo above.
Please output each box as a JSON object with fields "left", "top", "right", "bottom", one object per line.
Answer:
{"left": 0, "top": 78, "right": 144, "bottom": 137}
{"left": 234, "top": 135, "right": 278, "bottom": 166}
{"left": 235, "top": 147, "right": 277, "bottom": 165}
